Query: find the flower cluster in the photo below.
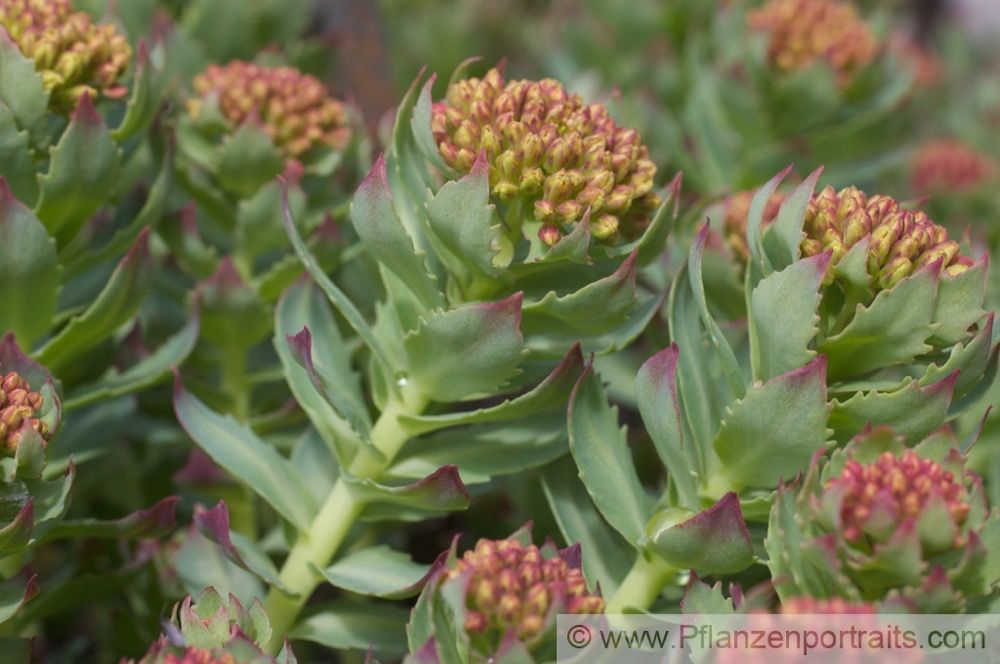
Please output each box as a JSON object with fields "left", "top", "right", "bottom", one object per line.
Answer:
{"left": 0, "top": 370, "right": 49, "bottom": 453}
{"left": 779, "top": 597, "right": 875, "bottom": 614}
{"left": 190, "top": 61, "right": 351, "bottom": 160}
{"left": 431, "top": 67, "right": 660, "bottom": 244}
{"left": 723, "top": 189, "right": 785, "bottom": 261}
{"left": 0, "top": 0, "right": 131, "bottom": 110}
{"left": 748, "top": 0, "right": 879, "bottom": 85}
{"left": 825, "top": 449, "right": 971, "bottom": 554}
{"left": 910, "top": 139, "right": 997, "bottom": 195}
{"left": 800, "top": 185, "right": 972, "bottom": 288}
{"left": 447, "top": 537, "right": 604, "bottom": 640}
{"left": 139, "top": 644, "right": 237, "bottom": 664}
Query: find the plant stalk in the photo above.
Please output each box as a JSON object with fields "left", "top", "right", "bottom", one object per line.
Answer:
{"left": 605, "top": 552, "right": 678, "bottom": 614}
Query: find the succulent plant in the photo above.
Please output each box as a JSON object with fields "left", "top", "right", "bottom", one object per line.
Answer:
{"left": 431, "top": 66, "right": 660, "bottom": 244}
{"left": 910, "top": 139, "right": 997, "bottom": 195}
{"left": 748, "top": 0, "right": 880, "bottom": 86}
{"left": 0, "top": 370, "right": 51, "bottom": 454}
{"left": 0, "top": 0, "right": 131, "bottom": 111}
{"left": 406, "top": 527, "right": 603, "bottom": 663}
{"left": 130, "top": 587, "right": 295, "bottom": 664}
{"left": 766, "top": 425, "right": 1000, "bottom": 612}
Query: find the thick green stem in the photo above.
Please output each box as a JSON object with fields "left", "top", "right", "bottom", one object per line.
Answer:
{"left": 262, "top": 389, "right": 427, "bottom": 653}
{"left": 605, "top": 552, "right": 678, "bottom": 614}
{"left": 221, "top": 345, "right": 250, "bottom": 421}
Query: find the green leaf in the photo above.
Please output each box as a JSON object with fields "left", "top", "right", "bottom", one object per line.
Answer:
{"left": 390, "top": 412, "right": 568, "bottom": 485}
{"left": 197, "top": 258, "right": 272, "bottom": 349}
{"left": 41, "top": 496, "right": 178, "bottom": 540}
{"left": 521, "top": 251, "right": 638, "bottom": 336}
{"left": 920, "top": 312, "right": 994, "bottom": 399}
{"left": 0, "top": 101, "right": 37, "bottom": 203}
{"left": 635, "top": 344, "right": 700, "bottom": 510}
{"left": 819, "top": 265, "right": 939, "bottom": 382}
{"left": 829, "top": 373, "right": 958, "bottom": 444}
{"left": 23, "top": 465, "right": 74, "bottom": 541}
{"left": 398, "top": 342, "right": 584, "bottom": 435}
{"left": 193, "top": 501, "right": 297, "bottom": 596}
{"left": 748, "top": 252, "right": 828, "bottom": 382}
{"left": 62, "top": 311, "right": 199, "bottom": 411}
{"left": 681, "top": 573, "right": 735, "bottom": 614}
{"left": 0, "top": 179, "right": 59, "bottom": 346}
{"left": 0, "top": 500, "right": 32, "bottom": 557}
{"left": 0, "top": 31, "right": 49, "bottom": 143}
{"left": 568, "top": 363, "right": 648, "bottom": 546}
{"left": 289, "top": 600, "right": 410, "bottom": 654}
{"left": 411, "top": 75, "right": 451, "bottom": 172}
{"left": 34, "top": 229, "right": 153, "bottom": 372}
{"left": 763, "top": 167, "right": 822, "bottom": 271}
{"left": 745, "top": 166, "right": 792, "bottom": 280}
{"left": 283, "top": 187, "right": 395, "bottom": 380}
{"left": 175, "top": 528, "right": 263, "bottom": 608}
{"left": 713, "top": 356, "right": 831, "bottom": 491}
{"left": 764, "top": 482, "right": 835, "bottom": 601}
{"left": 215, "top": 119, "right": 285, "bottom": 198}
{"left": 64, "top": 144, "right": 172, "bottom": 279}
{"left": 0, "top": 576, "right": 38, "bottom": 625}
{"left": 352, "top": 154, "right": 442, "bottom": 309}
{"left": 645, "top": 493, "right": 754, "bottom": 574}
{"left": 932, "top": 258, "right": 987, "bottom": 346}
{"left": 541, "top": 456, "right": 633, "bottom": 596}
{"left": 112, "top": 40, "right": 161, "bottom": 142}
{"left": 345, "top": 465, "right": 471, "bottom": 516}
{"left": 314, "top": 545, "right": 434, "bottom": 599}
{"left": 690, "top": 224, "right": 745, "bottom": 399}
{"left": 403, "top": 293, "right": 525, "bottom": 402}
{"left": 424, "top": 150, "right": 507, "bottom": 281}
{"left": 275, "top": 279, "right": 368, "bottom": 465}
{"left": 34, "top": 94, "right": 121, "bottom": 247}
{"left": 173, "top": 376, "right": 316, "bottom": 530}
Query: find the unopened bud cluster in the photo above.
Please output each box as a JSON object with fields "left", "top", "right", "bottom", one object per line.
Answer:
{"left": 779, "top": 597, "right": 875, "bottom": 614}
{"left": 159, "top": 648, "right": 235, "bottom": 664}
{"left": 0, "top": 0, "right": 131, "bottom": 110}
{"left": 0, "top": 371, "right": 48, "bottom": 453}
{"left": 748, "top": 0, "right": 879, "bottom": 86}
{"left": 432, "top": 67, "right": 660, "bottom": 245}
{"left": 827, "top": 450, "right": 971, "bottom": 552}
{"left": 723, "top": 189, "right": 786, "bottom": 261}
{"left": 801, "top": 186, "right": 972, "bottom": 289}
{"left": 190, "top": 61, "right": 351, "bottom": 160}
{"left": 447, "top": 538, "right": 604, "bottom": 640}
{"left": 910, "top": 139, "right": 997, "bottom": 195}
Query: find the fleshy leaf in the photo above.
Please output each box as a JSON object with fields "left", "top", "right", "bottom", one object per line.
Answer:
{"left": 34, "top": 94, "right": 122, "bottom": 246}
{"left": 749, "top": 252, "right": 829, "bottom": 382}
{"left": 424, "top": 150, "right": 507, "bottom": 281}
{"left": 215, "top": 118, "right": 285, "bottom": 198}
{"left": 34, "top": 229, "right": 154, "bottom": 372}
{"left": 521, "top": 251, "right": 638, "bottom": 336}
{"left": 42, "top": 496, "right": 179, "bottom": 540}
{"left": 680, "top": 572, "right": 735, "bottom": 614}
{"left": 713, "top": 356, "right": 831, "bottom": 491}
{"left": 112, "top": 40, "right": 161, "bottom": 142}
{"left": 346, "top": 465, "right": 471, "bottom": 516}
{"left": 745, "top": 166, "right": 793, "bottom": 279}
{"left": 819, "top": 264, "right": 939, "bottom": 381}
{"left": 403, "top": 293, "right": 525, "bottom": 402}
{"left": 193, "top": 502, "right": 297, "bottom": 596}
{"left": 0, "top": 575, "right": 38, "bottom": 625}
{"left": 314, "top": 545, "right": 437, "bottom": 599}
{"left": 919, "top": 312, "right": 994, "bottom": 399}
{"left": 932, "top": 256, "right": 987, "bottom": 346}
{"left": 645, "top": 493, "right": 754, "bottom": 574}
{"left": 173, "top": 374, "right": 316, "bottom": 530}
{"left": 763, "top": 167, "right": 823, "bottom": 270}
{"left": 63, "top": 310, "right": 200, "bottom": 411}
{"left": 397, "top": 342, "right": 584, "bottom": 436}
{"left": 829, "top": 372, "right": 958, "bottom": 444}
{"left": 288, "top": 599, "right": 410, "bottom": 654}
{"left": 0, "top": 178, "right": 59, "bottom": 345}
{"left": 0, "top": 500, "right": 32, "bottom": 557}
{"left": 352, "top": 154, "right": 442, "bottom": 309}
{"left": 568, "top": 362, "right": 648, "bottom": 547}
{"left": 197, "top": 257, "right": 272, "bottom": 349}
{"left": 0, "top": 28, "right": 49, "bottom": 143}
{"left": 0, "top": 101, "right": 36, "bottom": 202}
{"left": 635, "top": 344, "right": 700, "bottom": 510}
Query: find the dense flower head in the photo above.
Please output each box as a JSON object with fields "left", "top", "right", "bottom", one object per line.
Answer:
{"left": 446, "top": 537, "right": 604, "bottom": 640}
{"left": 910, "top": 139, "right": 997, "bottom": 195}
{"left": 431, "top": 67, "right": 660, "bottom": 245}
{"left": 0, "top": 370, "right": 49, "bottom": 453}
{"left": 0, "top": 0, "right": 131, "bottom": 111}
{"left": 748, "top": 0, "right": 879, "bottom": 86}
{"left": 723, "top": 189, "right": 786, "bottom": 261}
{"left": 160, "top": 648, "right": 236, "bottom": 664}
{"left": 826, "top": 450, "right": 971, "bottom": 552}
{"left": 190, "top": 61, "right": 351, "bottom": 160}
{"left": 800, "top": 185, "right": 972, "bottom": 289}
